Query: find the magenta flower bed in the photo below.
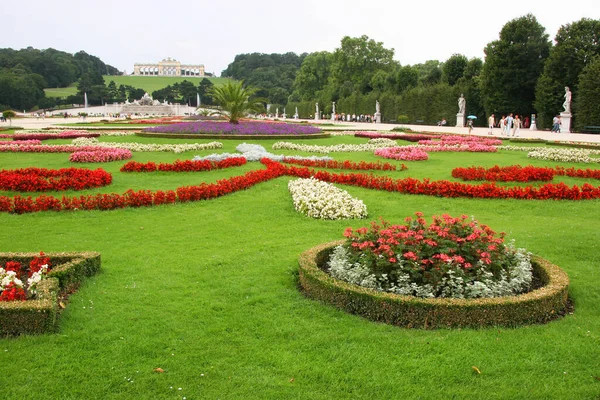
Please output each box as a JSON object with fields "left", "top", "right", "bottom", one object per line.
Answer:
{"left": 69, "top": 148, "right": 132, "bottom": 163}
{"left": 144, "top": 121, "right": 322, "bottom": 135}
{"left": 375, "top": 147, "right": 429, "bottom": 161}
{"left": 12, "top": 131, "right": 101, "bottom": 141}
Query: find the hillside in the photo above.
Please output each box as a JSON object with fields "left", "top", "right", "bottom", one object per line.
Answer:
{"left": 44, "top": 76, "right": 231, "bottom": 98}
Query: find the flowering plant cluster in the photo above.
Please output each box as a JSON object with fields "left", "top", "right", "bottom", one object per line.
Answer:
{"left": 0, "top": 140, "right": 43, "bottom": 146}
{"left": 120, "top": 157, "right": 247, "bottom": 172}
{"left": 374, "top": 147, "right": 429, "bottom": 161}
{"left": 0, "top": 143, "right": 117, "bottom": 154}
{"left": 355, "top": 132, "right": 437, "bottom": 142}
{"left": 12, "top": 131, "right": 100, "bottom": 141}
{"left": 272, "top": 141, "right": 395, "bottom": 154}
{"left": 527, "top": 148, "right": 600, "bottom": 164}
{"left": 452, "top": 165, "right": 555, "bottom": 182}
{"left": 69, "top": 148, "right": 133, "bottom": 163}
{"left": 288, "top": 177, "right": 367, "bottom": 220}
{"left": 0, "top": 167, "right": 112, "bottom": 192}
{"left": 194, "top": 143, "right": 332, "bottom": 163}
{"left": 71, "top": 137, "right": 224, "bottom": 154}
{"left": 145, "top": 121, "right": 322, "bottom": 135}
{"left": 0, "top": 252, "right": 51, "bottom": 301}
{"left": 418, "top": 135, "right": 502, "bottom": 147}
{"left": 282, "top": 158, "right": 404, "bottom": 171}
{"left": 328, "top": 213, "right": 532, "bottom": 298}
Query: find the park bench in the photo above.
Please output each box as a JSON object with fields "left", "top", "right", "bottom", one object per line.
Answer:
{"left": 582, "top": 126, "right": 600, "bottom": 134}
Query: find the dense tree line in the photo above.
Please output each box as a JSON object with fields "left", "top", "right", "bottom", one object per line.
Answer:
{"left": 0, "top": 47, "right": 120, "bottom": 111}
{"left": 223, "top": 15, "right": 600, "bottom": 131}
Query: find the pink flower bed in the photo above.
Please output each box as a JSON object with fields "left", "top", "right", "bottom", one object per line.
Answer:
{"left": 12, "top": 131, "right": 100, "bottom": 141}
{"left": 418, "top": 135, "right": 502, "bottom": 147}
{"left": 0, "top": 145, "right": 104, "bottom": 154}
{"left": 417, "top": 144, "right": 498, "bottom": 152}
{"left": 69, "top": 148, "right": 132, "bottom": 163}
{"left": 355, "top": 132, "right": 437, "bottom": 142}
{"left": 374, "top": 147, "right": 429, "bottom": 161}
{"left": 0, "top": 140, "right": 43, "bottom": 146}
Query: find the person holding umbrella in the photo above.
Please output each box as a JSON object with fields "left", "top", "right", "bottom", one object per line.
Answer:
{"left": 467, "top": 115, "right": 477, "bottom": 134}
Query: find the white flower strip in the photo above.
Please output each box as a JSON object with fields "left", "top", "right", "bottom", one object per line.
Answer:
{"left": 194, "top": 143, "right": 332, "bottom": 162}
{"left": 71, "top": 137, "right": 223, "bottom": 153}
{"left": 273, "top": 139, "right": 396, "bottom": 154}
{"left": 0, "top": 269, "right": 24, "bottom": 290}
{"left": 288, "top": 177, "right": 367, "bottom": 220}
{"left": 527, "top": 147, "right": 600, "bottom": 163}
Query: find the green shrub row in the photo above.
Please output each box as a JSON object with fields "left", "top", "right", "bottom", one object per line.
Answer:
{"left": 0, "top": 252, "right": 101, "bottom": 336}
{"left": 298, "top": 241, "right": 570, "bottom": 329}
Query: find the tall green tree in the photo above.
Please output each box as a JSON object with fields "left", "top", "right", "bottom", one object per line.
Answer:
{"left": 198, "top": 78, "right": 214, "bottom": 105}
{"left": 535, "top": 18, "right": 600, "bottom": 128}
{"left": 481, "top": 14, "right": 551, "bottom": 116}
{"left": 574, "top": 56, "right": 600, "bottom": 131}
{"left": 209, "top": 81, "right": 265, "bottom": 124}
{"left": 291, "top": 51, "right": 332, "bottom": 101}
{"left": 442, "top": 54, "right": 468, "bottom": 86}
{"left": 329, "top": 35, "right": 396, "bottom": 95}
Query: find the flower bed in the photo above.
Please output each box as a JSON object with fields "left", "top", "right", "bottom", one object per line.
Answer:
{"left": 527, "top": 148, "right": 600, "bottom": 164}
{"left": 0, "top": 251, "right": 101, "bottom": 335}
{"left": 298, "top": 237, "right": 570, "bottom": 328}
{"left": 355, "top": 132, "right": 437, "bottom": 142}
{"left": 0, "top": 167, "right": 112, "bottom": 191}
{"left": 71, "top": 137, "right": 224, "bottom": 154}
{"left": 374, "top": 147, "right": 429, "bottom": 161}
{"left": 452, "top": 165, "right": 556, "bottom": 182}
{"left": 144, "top": 121, "right": 322, "bottom": 135}
{"left": 282, "top": 158, "right": 404, "bottom": 171}
{"left": 418, "top": 135, "right": 502, "bottom": 147}
{"left": 194, "top": 143, "right": 333, "bottom": 163}
{"left": 0, "top": 140, "right": 43, "bottom": 146}
{"left": 69, "top": 148, "right": 133, "bottom": 163}
{"left": 12, "top": 131, "right": 100, "bottom": 141}
{"left": 272, "top": 141, "right": 395, "bottom": 154}
{"left": 120, "top": 157, "right": 247, "bottom": 172}
{"left": 288, "top": 177, "right": 367, "bottom": 220}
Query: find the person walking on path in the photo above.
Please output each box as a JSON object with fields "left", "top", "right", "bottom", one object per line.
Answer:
{"left": 499, "top": 116, "right": 506, "bottom": 135}
{"left": 488, "top": 114, "right": 495, "bottom": 135}
{"left": 512, "top": 115, "right": 521, "bottom": 137}
{"left": 505, "top": 113, "right": 514, "bottom": 136}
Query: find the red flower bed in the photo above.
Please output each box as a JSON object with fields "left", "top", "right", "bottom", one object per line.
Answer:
{"left": 0, "top": 168, "right": 112, "bottom": 192}
{"left": 281, "top": 158, "right": 405, "bottom": 171}
{"left": 2, "top": 161, "right": 600, "bottom": 214}
{"left": 554, "top": 166, "right": 600, "bottom": 180}
{"left": 120, "top": 157, "right": 247, "bottom": 172}
{"left": 452, "top": 165, "right": 556, "bottom": 182}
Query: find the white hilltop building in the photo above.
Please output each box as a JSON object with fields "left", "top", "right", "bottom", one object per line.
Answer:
{"left": 133, "top": 57, "right": 205, "bottom": 77}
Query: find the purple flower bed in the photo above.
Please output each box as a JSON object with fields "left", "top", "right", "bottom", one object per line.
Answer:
{"left": 144, "top": 121, "right": 322, "bottom": 135}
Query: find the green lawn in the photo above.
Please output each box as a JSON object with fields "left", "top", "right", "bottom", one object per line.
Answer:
{"left": 0, "top": 135, "right": 599, "bottom": 399}
{"left": 44, "top": 76, "right": 231, "bottom": 98}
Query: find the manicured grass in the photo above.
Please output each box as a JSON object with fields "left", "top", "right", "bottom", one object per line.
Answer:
{"left": 44, "top": 76, "right": 231, "bottom": 99}
{"left": 1, "top": 136, "right": 599, "bottom": 399}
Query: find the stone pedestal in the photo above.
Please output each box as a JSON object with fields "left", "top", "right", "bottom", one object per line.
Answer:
{"left": 314, "top": 114, "right": 319, "bottom": 121}
{"left": 456, "top": 113, "right": 465, "bottom": 127}
{"left": 560, "top": 112, "right": 572, "bottom": 133}
{"left": 374, "top": 112, "right": 381, "bottom": 123}
{"left": 529, "top": 122, "right": 537, "bottom": 131}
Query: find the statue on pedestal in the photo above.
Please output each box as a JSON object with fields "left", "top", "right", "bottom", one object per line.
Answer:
{"left": 376, "top": 100, "right": 380, "bottom": 114}
{"left": 315, "top": 103, "right": 319, "bottom": 120}
{"left": 458, "top": 94, "right": 466, "bottom": 114}
{"left": 563, "top": 86, "right": 572, "bottom": 113}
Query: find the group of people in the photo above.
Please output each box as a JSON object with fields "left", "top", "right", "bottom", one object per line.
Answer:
{"left": 551, "top": 114, "right": 563, "bottom": 132}
{"left": 332, "top": 113, "right": 376, "bottom": 123}
{"left": 487, "top": 113, "right": 531, "bottom": 137}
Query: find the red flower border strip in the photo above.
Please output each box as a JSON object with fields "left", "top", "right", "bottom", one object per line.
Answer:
{"left": 281, "top": 158, "right": 405, "bottom": 171}
{"left": 2, "top": 161, "right": 600, "bottom": 213}
{"left": 452, "top": 165, "right": 600, "bottom": 182}
{"left": 0, "top": 167, "right": 112, "bottom": 192}
{"left": 120, "top": 157, "right": 247, "bottom": 173}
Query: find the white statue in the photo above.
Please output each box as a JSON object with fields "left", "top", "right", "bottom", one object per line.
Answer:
{"left": 275, "top": 107, "right": 279, "bottom": 118}
{"left": 563, "top": 86, "right": 572, "bottom": 113}
{"left": 458, "top": 94, "right": 466, "bottom": 114}
{"left": 316, "top": 103, "right": 319, "bottom": 114}
{"left": 375, "top": 100, "right": 380, "bottom": 114}
{"left": 294, "top": 107, "right": 299, "bottom": 119}
{"left": 332, "top": 101, "right": 336, "bottom": 115}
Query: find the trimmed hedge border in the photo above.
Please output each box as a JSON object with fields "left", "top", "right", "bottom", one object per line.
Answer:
{"left": 298, "top": 241, "right": 570, "bottom": 329}
{"left": 135, "top": 131, "right": 331, "bottom": 140}
{"left": 0, "top": 251, "right": 101, "bottom": 335}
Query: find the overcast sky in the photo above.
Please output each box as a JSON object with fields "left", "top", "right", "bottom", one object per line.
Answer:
{"left": 2, "top": 0, "right": 598, "bottom": 76}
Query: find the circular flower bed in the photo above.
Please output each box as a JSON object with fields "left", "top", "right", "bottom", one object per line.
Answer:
{"left": 0, "top": 168, "right": 112, "bottom": 192}
{"left": 298, "top": 213, "right": 570, "bottom": 328}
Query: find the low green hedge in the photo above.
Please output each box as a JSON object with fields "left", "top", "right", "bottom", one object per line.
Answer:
{"left": 0, "top": 252, "right": 101, "bottom": 336}
{"left": 298, "top": 241, "right": 570, "bottom": 329}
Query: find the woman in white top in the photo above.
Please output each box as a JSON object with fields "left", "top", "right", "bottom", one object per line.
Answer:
{"left": 512, "top": 115, "right": 521, "bottom": 137}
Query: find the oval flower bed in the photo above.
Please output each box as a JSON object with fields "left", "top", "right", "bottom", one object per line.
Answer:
{"left": 0, "top": 167, "right": 112, "bottom": 192}
{"left": 298, "top": 213, "right": 570, "bottom": 328}
{"left": 288, "top": 177, "right": 367, "bottom": 220}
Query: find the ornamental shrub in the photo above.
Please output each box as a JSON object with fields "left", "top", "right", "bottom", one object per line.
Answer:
{"left": 329, "top": 213, "right": 533, "bottom": 299}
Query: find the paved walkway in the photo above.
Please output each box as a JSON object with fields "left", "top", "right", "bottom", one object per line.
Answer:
{"left": 3, "top": 117, "right": 600, "bottom": 144}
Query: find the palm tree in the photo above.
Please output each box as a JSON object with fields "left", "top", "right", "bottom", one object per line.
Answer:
{"left": 208, "top": 81, "right": 265, "bottom": 124}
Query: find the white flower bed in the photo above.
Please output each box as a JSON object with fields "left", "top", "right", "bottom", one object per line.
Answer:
{"left": 527, "top": 147, "right": 600, "bottom": 163}
{"left": 272, "top": 140, "right": 396, "bottom": 154}
{"left": 193, "top": 143, "right": 333, "bottom": 162}
{"left": 71, "top": 137, "right": 223, "bottom": 153}
{"left": 288, "top": 177, "right": 367, "bottom": 220}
